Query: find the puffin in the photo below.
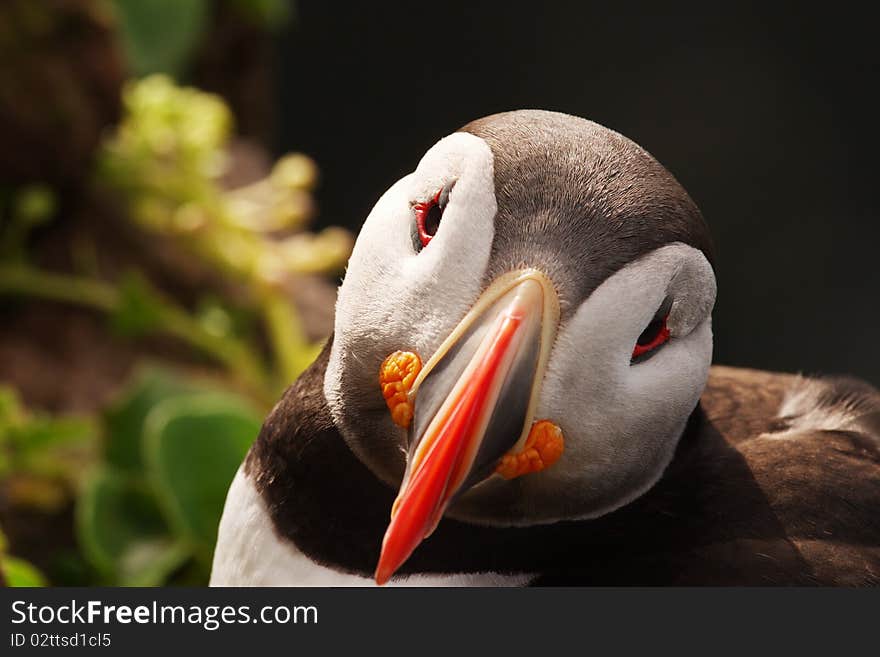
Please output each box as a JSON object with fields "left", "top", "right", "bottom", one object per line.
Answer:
{"left": 210, "top": 110, "right": 880, "bottom": 586}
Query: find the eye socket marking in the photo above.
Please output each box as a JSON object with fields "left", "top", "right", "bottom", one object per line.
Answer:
{"left": 631, "top": 298, "right": 673, "bottom": 363}
{"left": 632, "top": 315, "right": 670, "bottom": 360}
{"left": 412, "top": 185, "right": 452, "bottom": 251}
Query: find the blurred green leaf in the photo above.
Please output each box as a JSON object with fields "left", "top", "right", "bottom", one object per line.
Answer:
{"left": 2, "top": 555, "right": 47, "bottom": 587}
{"left": 1, "top": 525, "right": 47, "bottom": 586}
{"left": 261, "top": 291, "right": 322, "bottom": 386}
{"left": 1, "top": 386, "right": 94, "bottom": 450}
{"left": 144, "top": 393, "right": 260, "bottom": 562}
{"left": 7, "top": 417, "right": 95, "bottom": 457}
{"left": 108, "top": 272, "right": 164, "bottom": 337}
{"left": 111, "top": 0, "right": 209, "bottom": 78}
{"left": 103, "top": 366, "right": 213, "bottom": 472}
{"left": 119, "top": 539, "right": 192, "bottom": 587}
{"left": 76, "top": 468, "right": 188, "bottom": 586}
{"left": 0, "top": 385, "right": 98, "bottom": 490}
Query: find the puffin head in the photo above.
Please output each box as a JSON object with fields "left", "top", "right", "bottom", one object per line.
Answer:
{"left": 323, "top": 110, "right": 716, "bottom": 583}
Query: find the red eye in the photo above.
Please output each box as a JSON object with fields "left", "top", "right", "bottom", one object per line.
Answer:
{"left": 632, "top": 314, "right": 670, "bottom": 360}
{"left": 414, "top": 190, "right": 444, "bottom": 248}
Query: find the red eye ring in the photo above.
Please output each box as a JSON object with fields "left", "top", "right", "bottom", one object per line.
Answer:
{"left": 414, "top": 190, "right": 444, "bottom": 248}
{"left": 632, "top": 314, "right": 671, "bottom": 359}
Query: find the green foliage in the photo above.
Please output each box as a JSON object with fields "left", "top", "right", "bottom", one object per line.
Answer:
{"left": 0, "top": 39, "right": 342, "bottom": 588}
{"left": 0, "top": 392, "right": 88, "bottom": 585}
{"left": 94, "top": 75, "right": 348, "bottom": 396}
{"left": 110, "top": 0, "right": 293, "bottom": 78}
{"left": 76, "top": 469, "right": 185, "bottom": 586}
{"left": 77, "top": 368, "right": 262, "bottom": 585}
{"left": 0, "top": 527, "right": 47, "bottom": 587}
{"left": 1, "top": 76, "right": 345, "bottom": 407}
{"left": 98, "top": 74, "right": 232, "bottom": 212}
{"left": 97, "top": 75, "right": 351, "bottom": 285}
{"left": 145, "top": 394, "right": 261, "bottom": 561}
{"left": 2, "top": 555, "right": 48, "bottom": 587}
{"left": 1, "top": 368, "right": 262, "bottom": 586}
{"left": 109, "top": 272, "right": 166, "bottom": 337}
{"left": 0, "top": 387, "right": 98, "bottom": 511}
{"left": 111, "top": 0, "right": 210, "bottom": 78}
{"left": 103, "top": 367, "right": 213, "bottom": 472}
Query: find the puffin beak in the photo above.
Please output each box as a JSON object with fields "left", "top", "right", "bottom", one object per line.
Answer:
{"left": 375, "top": 270, "right": 559, "bottom": 584}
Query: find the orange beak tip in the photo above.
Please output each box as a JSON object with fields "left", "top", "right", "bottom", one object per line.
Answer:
{"left": 375, "top": 543, "right": 405, "bottom": 585}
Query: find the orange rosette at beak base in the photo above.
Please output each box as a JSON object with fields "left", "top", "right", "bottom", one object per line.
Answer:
{"left": 379, "top": 351, "right": 422, "bottom": 428}
{"left": 495, "top": 419, "right": 565, "bottom": 480}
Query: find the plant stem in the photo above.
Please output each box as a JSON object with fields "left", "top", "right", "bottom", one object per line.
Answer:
{"left": 153, "top": 303, "right": 270, "bottom": 400}
{"left": 259, "top": 288, "right": 316, "bottom": 392}
{"left": 0, "top": 265, "right": 273, "bottom": 403}
{"left": 0, "top": 265, "right": 117, "bottom": 311}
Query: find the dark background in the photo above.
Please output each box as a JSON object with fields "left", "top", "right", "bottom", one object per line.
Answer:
{"left": 276, "top": 2, "right": 879, "bottom": 384}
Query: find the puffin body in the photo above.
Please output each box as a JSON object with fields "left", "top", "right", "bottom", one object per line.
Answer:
{"left": 211, "top": 111, "right": 880, "bottom": 586}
